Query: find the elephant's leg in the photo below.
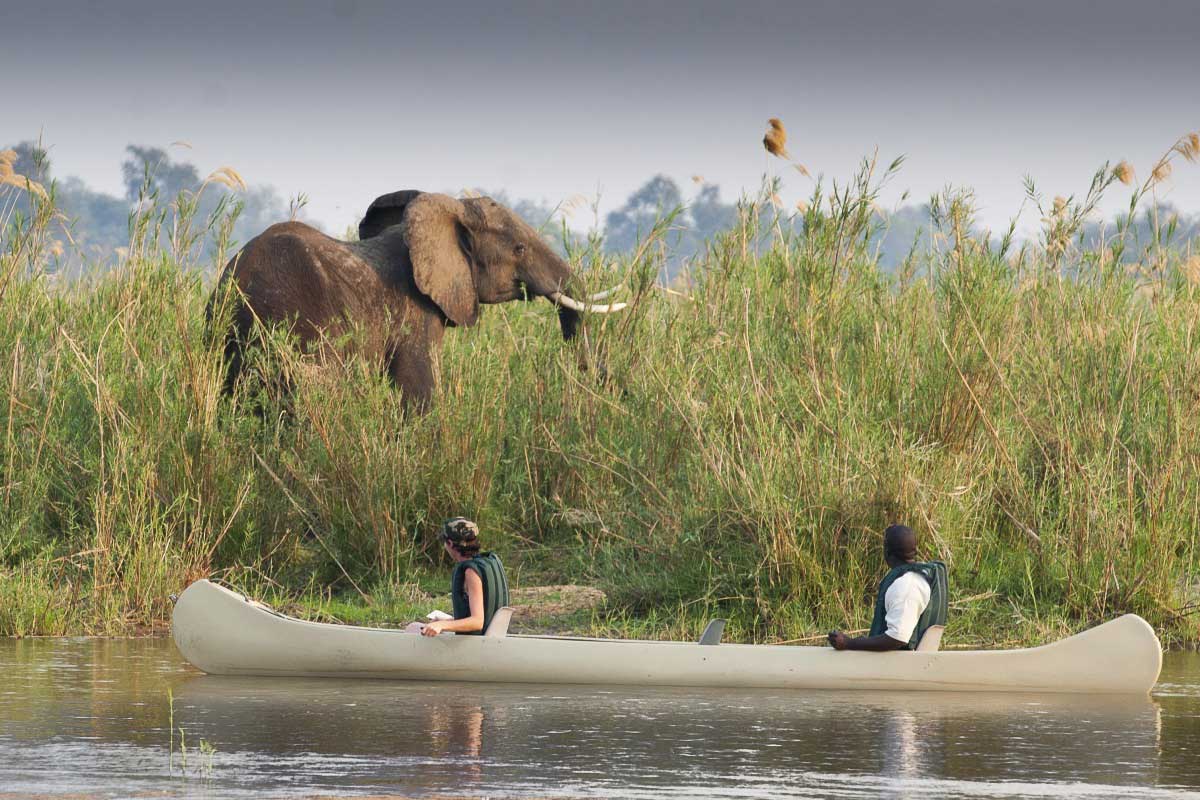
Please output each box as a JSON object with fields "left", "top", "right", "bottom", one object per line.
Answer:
{"left": 388, "top": 347, "right": 434, "bottom": 411}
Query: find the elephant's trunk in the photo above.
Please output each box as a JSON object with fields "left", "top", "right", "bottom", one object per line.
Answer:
{"left": 557, "top": 306, "right": 581, "bottom": 341}
{"left": 524, "top": 253, "right": 625, "bottom": 338}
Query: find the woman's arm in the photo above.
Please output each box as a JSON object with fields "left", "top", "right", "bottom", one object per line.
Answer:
{"left": 827, "top": 630, "right": 907, "bottom": 651}
{"left": 423, "top": 569, "right": 485, "bottom": 636}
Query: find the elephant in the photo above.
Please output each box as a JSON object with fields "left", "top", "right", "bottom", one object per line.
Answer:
{"left": 208, "top": 190, "right": 624, "bottom": 408}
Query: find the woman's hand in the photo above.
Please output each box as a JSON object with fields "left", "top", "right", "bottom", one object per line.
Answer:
{"left": 422, "top": 621, "right": 447, "bottom": 637}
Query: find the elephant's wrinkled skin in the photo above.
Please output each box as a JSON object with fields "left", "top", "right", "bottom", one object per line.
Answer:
{"left": 208, "top": 190, "right": 600, "bottom": 408}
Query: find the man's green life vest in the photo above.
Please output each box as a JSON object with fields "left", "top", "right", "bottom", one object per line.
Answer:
{"left": 450, "top": 552, "right": 510, "bottom": 635}
{"left": 868, "top": 560, "right": 948, "bottom": 651}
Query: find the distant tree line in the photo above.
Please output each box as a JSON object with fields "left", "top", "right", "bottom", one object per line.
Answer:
{"left": 2, "top": 141, "right": 290, "bottom": 276}
{"left": 4, "top": 140, "right": 1197, "bottom": 280}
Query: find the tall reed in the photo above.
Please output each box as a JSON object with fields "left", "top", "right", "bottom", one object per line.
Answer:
{"left": 1, "top": 142, "right": 1198, "bottom": 645}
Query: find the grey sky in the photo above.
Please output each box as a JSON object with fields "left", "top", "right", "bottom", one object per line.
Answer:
{"left": 5, "top": 0, "right": 1198, "bottom": 235}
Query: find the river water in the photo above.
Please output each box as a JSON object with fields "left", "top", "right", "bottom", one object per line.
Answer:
{"left": 1, "top": 638, "right": 1197, "bottom": 799}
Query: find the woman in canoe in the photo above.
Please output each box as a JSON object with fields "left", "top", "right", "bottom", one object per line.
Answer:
{"left": 421, "top": 517, "right": 511, "bottom": 637}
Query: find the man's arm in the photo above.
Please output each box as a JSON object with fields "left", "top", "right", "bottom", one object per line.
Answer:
{"left": 422, "top": 570, "right": 485, "bottom": 636}
{"left": 827, "top": 630, "right": 907, "bottom": 651}
{"left": 827, "top": 572, "right": 930, "bottom": 651}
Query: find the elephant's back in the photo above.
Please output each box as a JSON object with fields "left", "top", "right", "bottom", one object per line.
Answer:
{"left": 224, "top": 222, "right": 383, "bottom": 340}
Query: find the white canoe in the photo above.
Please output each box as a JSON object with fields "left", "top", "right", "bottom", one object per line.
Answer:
{"left": 171, "top": 579, "right": 1163, "bottom": 694}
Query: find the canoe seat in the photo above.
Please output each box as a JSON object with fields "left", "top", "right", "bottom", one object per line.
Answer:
{"left": 699, "top": 619, "right": 726, "bottom": 645}
{"left": 485, "top": 607, "right": 514, "bottom": 638}
{"left": 916, "top": 625, "right": 944, "bottom": 652}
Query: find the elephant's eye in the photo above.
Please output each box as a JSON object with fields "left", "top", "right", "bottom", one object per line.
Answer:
{"left": 514, "top": 243, "right": 527, "bottom": 257}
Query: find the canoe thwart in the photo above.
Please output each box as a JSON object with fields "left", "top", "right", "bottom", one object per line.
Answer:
{"left": 699, "top": 619, "right": 726, "bottom": 646}
{"left": 485, "top": 607, "right": 514, "bottom": 638}
{"left": 916, "top": 625, "right": 945, "bottom": 652}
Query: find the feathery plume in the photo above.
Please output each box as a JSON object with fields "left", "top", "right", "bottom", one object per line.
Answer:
{"left": 792, "top": 163, "right": 810, "bottom": 178}
{"left": 795, "top": 200, "right": 808, "bottom": 213}
{"left": 558, "top": 193, "right": 587, "bottom": 218}
{"left": 762, "top": 118, "right": 790, "bottom": 159}
{"left": 769, "top": 192, "right": 783, "bottom": 208}
{"left": 1152, "top": 160, "right": 1172, "bottom": 183}
{"left": 1183, "top": 255, "right": 1200, "bottom": 287}
{"left": 1, "top": 173, "right": 48, "bottom": 199}
{"left": 205, "top": 166, "right": 247, "bottom": 192}
{"left": 1113, "top": 161, "right": 1135, "bottom": 186}
{"left": 691, "top": 175, "right": 705, "bottom": 184}
{"left": 1052, "top": 196, "right": 1068, "bottom": 216}
{"left": 1174, "top": 133, "right": 1200, "bottom": 163}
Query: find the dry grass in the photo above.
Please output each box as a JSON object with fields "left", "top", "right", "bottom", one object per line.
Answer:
{"left": 1, "top": 132, "right": 1200, "bottom": 647}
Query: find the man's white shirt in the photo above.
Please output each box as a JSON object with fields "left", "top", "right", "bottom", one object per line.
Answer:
{"left": 884, "top": 571, "right": 931, "bottom": 643}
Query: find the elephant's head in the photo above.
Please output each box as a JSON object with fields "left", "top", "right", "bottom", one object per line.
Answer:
{"left": 359, "top": 190, "right": 623, "bottom": 340}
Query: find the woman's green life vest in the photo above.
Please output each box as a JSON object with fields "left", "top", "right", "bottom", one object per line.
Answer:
{"left": 868, "top": 560, "right": 948, "bottom": 650}
{"left": 450, "top": 552, "right": 510, "bottom": 635}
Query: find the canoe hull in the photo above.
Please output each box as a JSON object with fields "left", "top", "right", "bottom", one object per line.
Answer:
{"left": 171, "top": 580, "right": 1162, "bottom": 694}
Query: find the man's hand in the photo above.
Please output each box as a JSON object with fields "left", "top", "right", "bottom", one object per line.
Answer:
{"left": 828, "top": 630, "right": 849, "bottom": 650}
{"left": 422, "top": 620, "right": 447, "bottom": 637}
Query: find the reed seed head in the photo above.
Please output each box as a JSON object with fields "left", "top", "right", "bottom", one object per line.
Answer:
{"left": 1174, "top": 133, "right": 1200, "bottom": 163}
{"left": 1152, "top": 160, "right": 1172, "bottom": 183}
{"left": 1053, "top": 196, "right": 1068, "bottom": 216}
{"left": 1113, "top": 161, "right": 1135, "bottom": 186}
{"left": 1, "top": 173, "right": 48, "bottom": 199}
{"left": 763, "top": 118, "right": 790, "bottom": 159}
{"left": 1183, "top": 255, "right": 1200, "bottom": 286}
{"left": 204, "top": 166, "right": 247, "bottom": 192}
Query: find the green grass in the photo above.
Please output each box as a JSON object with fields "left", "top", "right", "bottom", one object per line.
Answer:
{"left": 1, "top": 152, "right": 1199, "bottom": 648}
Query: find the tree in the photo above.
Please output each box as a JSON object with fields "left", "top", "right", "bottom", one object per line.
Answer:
{"left": 604, "top": 175, "right": 684, "bottom": 254}
{"left": 121, "top": 146, "right": 200, "bottom": 202}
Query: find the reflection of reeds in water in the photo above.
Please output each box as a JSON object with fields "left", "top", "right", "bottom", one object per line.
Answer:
{"left": 1, "top": 130, "right": 1200, "bottom": 650}
{"left": 167, "top": 687, "right": 217, "bottom": 779}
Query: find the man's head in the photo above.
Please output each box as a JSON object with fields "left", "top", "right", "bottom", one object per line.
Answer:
{"left": 439, "top": 517, "right": 482, "bottom": 558}
{"left": 883, "top": 524, "right": 918, "bottom": 567}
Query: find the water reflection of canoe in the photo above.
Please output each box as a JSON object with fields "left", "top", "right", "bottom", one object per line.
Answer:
{"left": 171, "top": 579, "right": 1162, "bottom": 694}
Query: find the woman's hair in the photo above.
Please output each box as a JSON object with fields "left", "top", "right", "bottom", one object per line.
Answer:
{"left": 440, "top": 517, "right": 482, "bottom": 557}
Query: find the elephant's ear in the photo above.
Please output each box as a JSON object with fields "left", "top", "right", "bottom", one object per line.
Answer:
{"left": 359, "top": 189, "right": 423, "bottom": 240}
{"left": 402, "top": 194, "right": 479, "bottom": 327}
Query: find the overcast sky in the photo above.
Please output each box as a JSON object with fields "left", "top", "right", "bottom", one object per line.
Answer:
{"left": 5, "top": 0, "right": 1198, "bottom": 235}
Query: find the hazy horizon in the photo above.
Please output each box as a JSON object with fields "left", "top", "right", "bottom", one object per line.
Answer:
{"left": 5, "top": 0, "right": 1198, "bottom": 237}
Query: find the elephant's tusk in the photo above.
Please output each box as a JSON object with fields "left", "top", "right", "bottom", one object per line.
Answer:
{"left": 587, "top": 284, "right": 625, "bottom": 301}
{"left": 549, "top": 292, "right": 627, "bottom": 313}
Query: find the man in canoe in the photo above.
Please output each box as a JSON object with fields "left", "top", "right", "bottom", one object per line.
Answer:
{"left": 421, "top": 517, "right": 511, "bottom": 637}
{"left": 827, "top": 524, "right": 947, "bottom": 652}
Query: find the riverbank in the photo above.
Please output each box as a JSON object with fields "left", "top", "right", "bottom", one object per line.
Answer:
{"left": 2, "top": 158, "right": 1199, "bottom": 646}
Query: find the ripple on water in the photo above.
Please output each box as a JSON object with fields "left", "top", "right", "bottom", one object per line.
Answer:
{"left": 0, "top": 638, "right": 1199, "bottom": 798}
